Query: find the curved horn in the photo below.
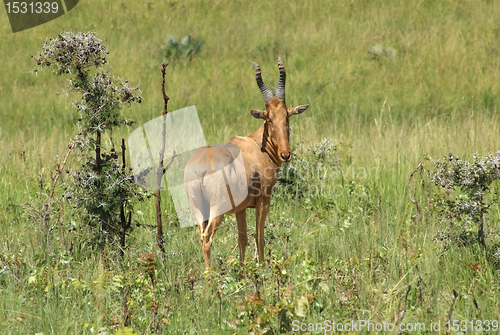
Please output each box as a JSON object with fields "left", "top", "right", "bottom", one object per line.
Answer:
{"left": 252, "top": 62, "right": 273, "bottom": 102}
{"left": 275, "top": 57, "right": 286, "bottom": 100}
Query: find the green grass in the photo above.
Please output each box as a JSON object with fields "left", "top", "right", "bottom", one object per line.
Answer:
{"left": 2, "top": 0, "right": 500, "bottom": 333}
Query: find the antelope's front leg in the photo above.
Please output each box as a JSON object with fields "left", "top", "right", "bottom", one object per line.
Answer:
{"left": 255, "top": 196, "right": 271, "bottom": 263}
{"left": 235, "top": 210, "right": 248, "bottom": 266}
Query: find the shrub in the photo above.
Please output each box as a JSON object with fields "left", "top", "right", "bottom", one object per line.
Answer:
{"left": 33, "top": 31, "right": 143, "bottom": 251}
{"left": 411, "top": 151, "right": 500, "bottom": 250}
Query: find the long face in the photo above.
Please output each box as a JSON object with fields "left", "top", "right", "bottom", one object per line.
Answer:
{"left": 250, "top": 58, "right": 309, "bottom": 163}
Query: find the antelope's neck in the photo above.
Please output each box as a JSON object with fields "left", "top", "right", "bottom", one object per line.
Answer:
{"left": 249, "top": 122, "right": 282, "bottom": 168}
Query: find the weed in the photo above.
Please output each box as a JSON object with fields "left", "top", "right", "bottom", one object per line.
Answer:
{"left": 162, "top": 34, "right": 204, "bottom": 62}
{"left": 33, "top": 31, "right": 144, "bottom": 251}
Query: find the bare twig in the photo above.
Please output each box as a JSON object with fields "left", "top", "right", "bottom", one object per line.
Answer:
{"left": 49, "top": 141, "right": 75, "bottom": 201}
{"left": 191, "top": 280, "right": 201, "bottom": 331}
{"left": 121, "top": 138, "right": 126, "bottom": 170}
{"left": 46, "top": 225, "right": 55, "bottom": 253}
{"left": 415, "top": 264, "right": 425, "bottom": 304}
{"left": 396, "top": 285, "right": 411, "bottom": 334}
{"left": 162, "top": 151, "right": 177, "bottom": 175}
{"left": 217, "top": 289, "right": 222, "bottom": 330}
{"left": 285, "top": 235, "right": 289, "bottom": 258}
{"left": 119, "top": 140, "right": 133, "bottom": 257}
{"left": 471, "top": 287, "right": 480, "bottom": 315}
{"left": 151, "top": 274, "right": 159, "bottom": 334}
{"left": 446, "top": 290, "right": 459, "bottom": 333}
{"left": 123, "top": 287, "right": 131, "bottom": 327}
{"left": 58, "top": 200, "right": 65, "bottom": 246}
{"left": 156, "top": 62, "right": 171, "bottom": 256}
{"left": 68, "top": 238, "right": 74, "bottom": 255}
{"left": 186, "top": 271, "right": 201, "bottom": 331}
{"left": 161, "top": 62, "right": 170, "bottom": 114}
{"left": 46, "top": 200, "right": 65, "bottom": 251}
{"left": 40, "top": 142, "right": 75, "bottom": 247}
{"left": 479, "top": 207, "right": 486, "bottom": 248}
{"left": 408, "top": 161, "right": 424, "bottom": 219}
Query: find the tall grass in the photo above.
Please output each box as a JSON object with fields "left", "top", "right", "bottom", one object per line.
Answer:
{"left": 1, "top": 0, "right": 500, "bottom": 333}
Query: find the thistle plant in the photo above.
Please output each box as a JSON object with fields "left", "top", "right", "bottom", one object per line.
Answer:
{"left": 34, "top": 31, "right": 143, "bottom": 251}
{"left": 427, "top": 151, "right": 500, "bottom": 248}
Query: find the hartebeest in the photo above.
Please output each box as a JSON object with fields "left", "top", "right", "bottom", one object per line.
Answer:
{"left": 184, "top": 58, "right": 309, "bottom": 269}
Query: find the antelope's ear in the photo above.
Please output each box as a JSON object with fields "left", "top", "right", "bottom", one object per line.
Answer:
{"left": 288, "top": 104, "right": 309, "bottom": 116}
{"left": 250, "top": 109, "right": 266, "bottom": 119}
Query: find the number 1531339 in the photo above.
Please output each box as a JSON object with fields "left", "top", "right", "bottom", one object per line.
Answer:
{"left": 5, "top": 2, "right": 59, "bottom": 14}
{"left": 446, "top": 320, "right": 498, "bottom": 332}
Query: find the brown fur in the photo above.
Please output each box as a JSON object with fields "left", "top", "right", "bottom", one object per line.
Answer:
{"left": 184, "top": 69, "right": 309, "bottom": 269}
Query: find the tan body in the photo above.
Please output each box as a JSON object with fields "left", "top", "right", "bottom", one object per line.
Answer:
{"left": 184, "top": 59, "right": 308, "bottom": 269}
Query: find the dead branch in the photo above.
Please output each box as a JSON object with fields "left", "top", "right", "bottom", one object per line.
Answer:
{"left": 396, "top": 285, "right": 411, "bottom": 334}
{"left": 161, "top": 62, "right": 170, "bottom": 114}
{"left": 156, "top": 62, "right": 171, "bottom": 256}
{"left": 446, "top": 290, "right": 459, "bottom": 333}
{"left": 408, "top": 161, "right": 424, "bottom": 218}
{"left": 162, "top": 150, "right": 177, "bottom": 175}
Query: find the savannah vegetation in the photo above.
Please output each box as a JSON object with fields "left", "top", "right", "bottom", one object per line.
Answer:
{"left": 1, "top": 0, "right": 500, "bottom": 333}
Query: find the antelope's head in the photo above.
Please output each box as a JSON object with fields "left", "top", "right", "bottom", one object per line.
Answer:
{"left": 250, "top": 58, "right": 309, "bottom": 163}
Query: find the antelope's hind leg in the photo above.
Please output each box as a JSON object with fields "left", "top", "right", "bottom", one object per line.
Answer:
{"left": 199, "top": 215, "right": 224, "bottom": 269}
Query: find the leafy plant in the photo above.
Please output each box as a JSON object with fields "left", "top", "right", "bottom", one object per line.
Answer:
{"left": 368, "top": 44, "right": 397, "bottom": 60}
{"left": 162, "top": 34, "right": 204, "bottom": 61}
{"left": 276, "top": 138, "right": 342, "bottom": 200}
